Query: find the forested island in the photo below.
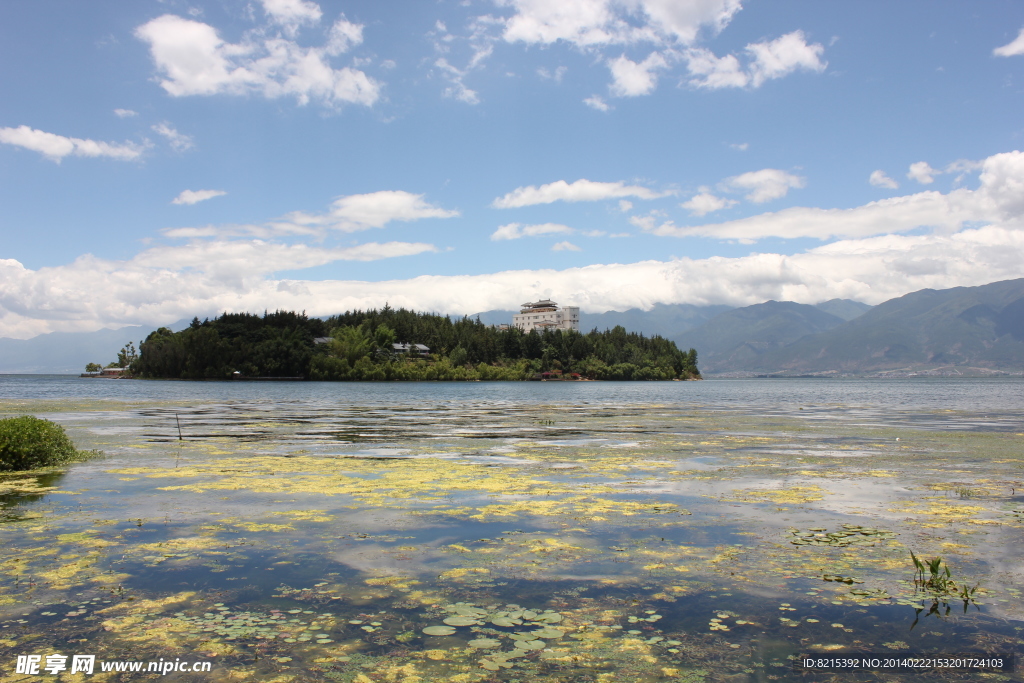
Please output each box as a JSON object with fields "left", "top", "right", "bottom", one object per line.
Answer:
{"left": 126, "top": 308, "right": 699, "bottom": 381}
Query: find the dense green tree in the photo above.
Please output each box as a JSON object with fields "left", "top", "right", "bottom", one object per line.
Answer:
{"left": 131, "top": 307, "right": 700, "bottom": 381}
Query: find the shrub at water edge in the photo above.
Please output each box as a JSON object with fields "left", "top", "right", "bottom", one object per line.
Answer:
{"left": 0, "top": 416, "right": 93, "bottom": 471}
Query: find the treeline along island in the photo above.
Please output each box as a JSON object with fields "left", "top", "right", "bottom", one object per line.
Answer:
{"left": 128, "top": 307, "right": 700, "bottom": 381}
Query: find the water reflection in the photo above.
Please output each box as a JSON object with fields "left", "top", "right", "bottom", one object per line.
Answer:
{"left": 0, "top": 382, "right": 1022, "bottom": 681}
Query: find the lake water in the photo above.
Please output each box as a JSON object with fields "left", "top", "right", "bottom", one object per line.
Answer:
{"left": 1, "top": 376, "right": 1022, "bottom": 682}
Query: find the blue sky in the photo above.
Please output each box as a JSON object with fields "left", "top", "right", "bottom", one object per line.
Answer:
{"left": 2, "top": 0, "right": 1024, "bottom": 338}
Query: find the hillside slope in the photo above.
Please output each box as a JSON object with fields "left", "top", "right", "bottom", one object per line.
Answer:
{"left": 672, "top": 301, "right": 846, "bottom": 373}
{"left": 758, "top": 278, "right": 1024, "bottom": 375}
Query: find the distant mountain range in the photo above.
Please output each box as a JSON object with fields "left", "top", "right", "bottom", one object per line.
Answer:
{"left": 673, "top": 279, "right": 1024, "bottom": 376}
{"left": 3, "top": 279, "right": 1021, "bottom": 376}
{"left": 0, "top": 320, "right": 189, "bottom": 374}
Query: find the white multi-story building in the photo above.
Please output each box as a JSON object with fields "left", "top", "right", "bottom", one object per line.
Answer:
{"left": 512, "top": 299, "right": 580, "bottom": 332}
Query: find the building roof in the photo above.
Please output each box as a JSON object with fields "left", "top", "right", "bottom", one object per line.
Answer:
{"left": 520, "top": 299, "right": 557, "bottom": 310}
{"left": 392, "top": 343, "right": 430, "bottom": 352}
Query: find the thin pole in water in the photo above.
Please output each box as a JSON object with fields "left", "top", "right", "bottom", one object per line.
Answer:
{"left": 175, "top": 412, "right": 183, "bottom": 441}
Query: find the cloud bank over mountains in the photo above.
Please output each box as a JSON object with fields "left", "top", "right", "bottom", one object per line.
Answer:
{"left": 2, "top": 150, "right": 1023, "bottom": 339}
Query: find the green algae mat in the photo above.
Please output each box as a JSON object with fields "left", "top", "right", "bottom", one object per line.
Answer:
{"left": 1, "top": 397, "right": 1022, "bottom": 682}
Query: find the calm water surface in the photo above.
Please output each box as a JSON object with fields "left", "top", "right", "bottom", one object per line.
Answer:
{"left": 1, "top": 376, "right": 1022, "bottom": 682}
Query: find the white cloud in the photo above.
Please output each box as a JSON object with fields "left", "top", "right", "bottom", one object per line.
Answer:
{"left": 493, "top": 178, "right": 669, "bottom": 208}
{"left": 151, "top": 122, "right": 194, "bottom": 151}
{"left": 907, "top": 161, "right": 940, "bottom": 184}
{"left": 326, "top": 16, "right": 364, "bottom": 56}
{"left": 722, "top": 168, "right": 805, "bottom": 203}
{"left": 260, "top": 0, "right": 322, "bottom": 37}
{"left": 500, "top": 0, "right": 741, "bottom": 48}
{"left": 491, "top": 223, "right": 574, "bottom": 240}
{"left": 869, "top": 170, "right": 899, "bottom": 189}
{"left": 729, "top": 142, "right": 748, "bottom": 151}
{"left": 0, "top": 125, "right": 146, "bottom": 162}
{"left": 428, "top": 14, "right": 498, "bottom": 104}
{"left": 134, "top": 14, "right": 378, "bottom": 107}
{"left": 551, "top": 240, "right": 581, "bottom": 251}
{"left": 994, "top": 27, "right": 1024, "bottom": 57}
{"left": 5, "top": 225, "right": 1024, "bottom": 339}
{"left": 434, "top": 58, "right": 479, "bottom": 104}
{"left": 172, "top": 189, "right": 227, "bottom": 205}
{"left": 485, "top": 2, "right": 818, "bottom": 97}
{"left": 114, "top": 108, "right": 138, "bottom": 118}
{"left": 608, "top": 51, "right": 667, "bottom": 97}
{"left": 686, "top": 30, "right": 826, "bottom": 89}
{"left": 746, "top": 30, "right": 826, "bottom": 87}
{"left": 277, "top": 190, "right": 459, "bottom": 233}
{"left": 0, "top": 239, "right": 439, "bottom": 338}
{"left": 684, "top": 48, "right": 747, "bottom": 88}
{"left": 639, "top": 150, "right": 1024, "bottom": 241}
{"left": 681, "top": 189, "right": 737, "bottom": 216}
{"left": 583, "top": 94, "right": 611, "bottom": 111}
{"left": 618, "top": 199, "right": 633, "bottom": 212}
{"left": 537, "top": 65, "right": 568, "bottom": 81}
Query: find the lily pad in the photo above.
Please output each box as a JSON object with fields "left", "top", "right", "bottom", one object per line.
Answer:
{"left": 443, "top": 616, "right": 480, "bottom": 626}
{"left": 532, "top": 628, "right": 564, "bottom": 638}
{"left": 468, "top": 637, "right": 502, "bottom": 648}
{"left": 534, "top": 612, "right": 562, "bottom": 624}
{"left": 423, "top": 625, "right": 457, "bottom": 636}
{"left": 516, "top": 639, "right": 545, "bottom": 650}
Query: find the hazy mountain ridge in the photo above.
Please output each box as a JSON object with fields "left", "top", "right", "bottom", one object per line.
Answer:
{"left": 680, "top": 279, "right": 1024, "bottom": 376}
{"left": 672, "top": 301, "right": 849, "bottom": 373}
{"left": 0, "top": 320, "right": 190, "bottom": 374}
{"left": 813, "top": 298, "right": 873, "bottom": 321}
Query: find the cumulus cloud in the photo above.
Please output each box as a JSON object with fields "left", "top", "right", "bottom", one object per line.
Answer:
{"left": 640, "top": 150, "right": 1024, "bottom": 241}
{"left": 172, "top": 189, "right": 227, "bottom": 205}
{"left": 260, "top": 0, "right": 322, "bottom": 37}
{"left": 907, "top": 161, "right": 940, "bottom": 184}
{"left": 276, "top": 190, "right": 459, "bottom": 233}
{"left": 745, "top": 30, "right": 826, "bottom": 87}
{"left": 134, "top": 14, "right": 378, "bottom": 107}
{"left": 493, "top": 178, "right": 669, "bottom": 208}
{"left": 326, "top": 16, "right": 364, "bottom": 55}
{"left": 0, "top": 125, "right": 146, "bottom": 162}
{"left": 869, "top": 170, "right": 899, "bottom": 189}
{"left": 681, "top": 189, "right": 737, "bottom": 216}
{"left": 500, "top": 0, "right": 741, "bottom": 48}
{"left": 0, "top": 239, "right": 438, "bottom": 338}
{"left": 551, "top": 241, "right": 581, "bottom": 251}
{"left": 994, "top": 27, "right": 1024, "bottom": 57}
{"left": 722, "top": 169, "right": 805, "bottom": 203}
{"left": 583, "top": 95, "right": 611, "bottom": 111}
{"left": 608, "top": 52, "right": 667, "bottom": 96}
{"left": 114, "top": 108, "right": 138, "bottom": 118}
{"left": 495, "top": 0, "right": 828, "bottom": 97}
{"left": 151, "top": 122, "right": 194, "bottom": 151}
{"left": 686, "top": 30, "right": 826, "bottom": 89}
{"left": 491, "top": 223, "right": 574, "bottom": 240}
